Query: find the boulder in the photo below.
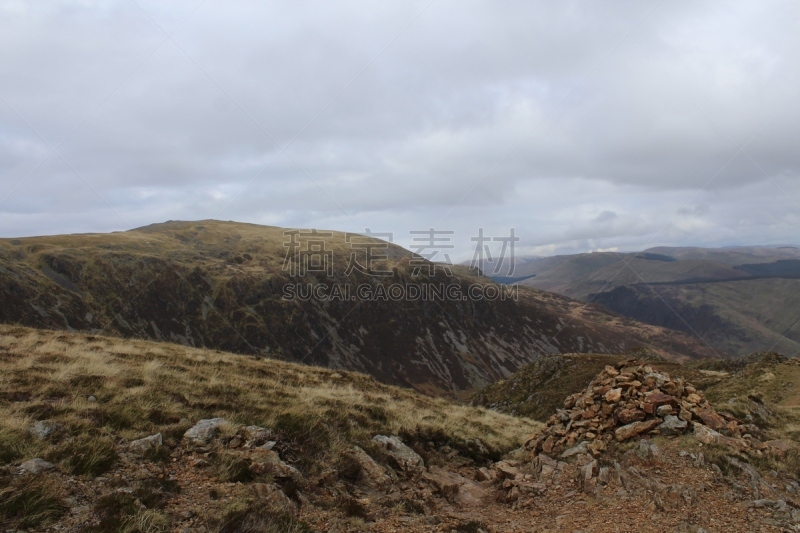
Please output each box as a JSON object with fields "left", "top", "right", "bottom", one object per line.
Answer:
{"left": 184, "top": 418, "right": 228, "bottom": 445}
{"left": 372, "top": 435, "right": 424, "bottom": 472}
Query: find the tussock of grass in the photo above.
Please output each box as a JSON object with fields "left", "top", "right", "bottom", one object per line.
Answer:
{"left": 215, "top": 499, "right": 313, "bottom": 533}
{"left": 0, "top": 325, "right": 539, "bottom": 479}
{"left": 0, "top": 475, "right": 66, "bottom": 528}
{"left": 216, "top": 452, "right": 255, "bottom": 483}
{"left": 86, "top": 491, "right": 169, "bottom": 533}
{"left": 48, "top": 434, "right": 117, "bottom": 477}
{"left": 0, "top": 428, "right": 26, "bottom": 465}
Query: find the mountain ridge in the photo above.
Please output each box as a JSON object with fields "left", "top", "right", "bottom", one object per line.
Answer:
{"left": 0, "top": 220, "right": 716, "bottom": 394}
{"left": 495, "top": 246, "right": 800, "bottom": 358}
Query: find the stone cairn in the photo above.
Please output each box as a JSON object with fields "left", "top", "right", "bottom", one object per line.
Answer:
{"left": 524, "top": 359, "right": 755, "bottom": 456}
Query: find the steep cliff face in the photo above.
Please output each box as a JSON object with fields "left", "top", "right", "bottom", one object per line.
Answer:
{"left": 0, "top": 221, "right": 714, "bottom": 393}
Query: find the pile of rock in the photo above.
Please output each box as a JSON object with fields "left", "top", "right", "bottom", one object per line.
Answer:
{"left": 524, "top": 359, "right": 755, "bottom": 456}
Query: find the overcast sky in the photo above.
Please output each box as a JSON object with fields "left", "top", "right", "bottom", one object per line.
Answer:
{"left": 1, "top": 0, "right": 798, "bottom": 259}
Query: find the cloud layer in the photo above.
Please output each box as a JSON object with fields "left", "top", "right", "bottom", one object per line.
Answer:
{"left": 1, "top": 0, "right": 798, "bottom": 259}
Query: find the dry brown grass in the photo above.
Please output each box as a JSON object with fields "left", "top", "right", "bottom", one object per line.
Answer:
{"left": 0, "top": 324, "right": 540, "bottom": 475}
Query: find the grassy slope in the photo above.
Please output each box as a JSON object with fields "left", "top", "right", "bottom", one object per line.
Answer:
{"left": 0, "top": 324, "right": 540, "bottom": 473}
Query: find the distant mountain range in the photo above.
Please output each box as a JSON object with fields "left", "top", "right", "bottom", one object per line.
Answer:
{"left": 0, "top": 221, "right": 715, "bottom": 394}
{"left": 489, "top": 246, "right": 800, "bottom": 358}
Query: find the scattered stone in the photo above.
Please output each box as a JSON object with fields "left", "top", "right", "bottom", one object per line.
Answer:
{"left": 656, "top": 404, "right": 674, "bottom": 417}
{"left": 643, "top": 391, "right": 678, "bottom": 414}
{"left": 693, "top": 424, "right": 721, "bottom": 445}
{"left": 251, "top": 483, "right": 298, "bottom": 516}
{"left": 28, "top": 420, "right": 65, "bottom": 440}
{"left": 615, "top": 419, "right": 659, "bottom": 441}
{"left": 616, "top": 408, "right": 646, "bottom": 424}
{"left": 87, "top": 395, "right": 97, "bottom": 403}
{"left": 692, "top": 407, "right": 726, "bottom": 431}
{"left": 345, "top": 446, "right": 392, "bottom": 488}
{"left": 183, "top": 418, "right": 228, "bottom": 445}
{"left": 657, "top": 415, "right": 688, "bottom": 436}
{"left": 475, "top": 467, "right": 493, "bottom": 482}
{"left": 493, "top": 461, "right": 520, "bottom": 480}
{"left": 561, "top": 441, "right": 589, "bottom": 459}
{"left": 424, "top": 466, "right": 487, "bottom": 506}
{"left": 20, "top": 458, "right": 56, "bottom": 474}
{"left": 764, "top": 439, "right": 794, "bottom": 457}
{"left": 129, "top": 433, "right": 162, "bottom": 455}
{"left": 633, "top": 439, "right": 661, "bottom": 459}
{"left": 372, "top": 435, "right": 424, "bottom": 472}
{"left": 604, "top": 388, "right": 622, "bottom": 403}
{"left": 243, "top": 425, "right": 273, "bottom": 445}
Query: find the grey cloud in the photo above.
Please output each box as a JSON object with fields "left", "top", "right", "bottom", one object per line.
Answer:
{"left": 0, "top": 0, "right": 798, "bottom": 255}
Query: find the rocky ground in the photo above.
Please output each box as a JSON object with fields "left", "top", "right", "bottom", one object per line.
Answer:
{"left": 4, "top": 359, "right": 800, "bottom": 532}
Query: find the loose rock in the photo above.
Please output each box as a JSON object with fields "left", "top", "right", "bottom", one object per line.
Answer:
{"left": 20, "top": 458, "right": 56, "bottom": 474}
{"left": 28, "top": 420, "right": 66, "bottom": 440}
{"left": 372, "top": 435, "right": 424, "bottom": 472}
{"left": 129, "top": 433, "right": 162, "bottom": 455}
{"left": 183, "top": 418, "right": 228, "bottom": 445}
